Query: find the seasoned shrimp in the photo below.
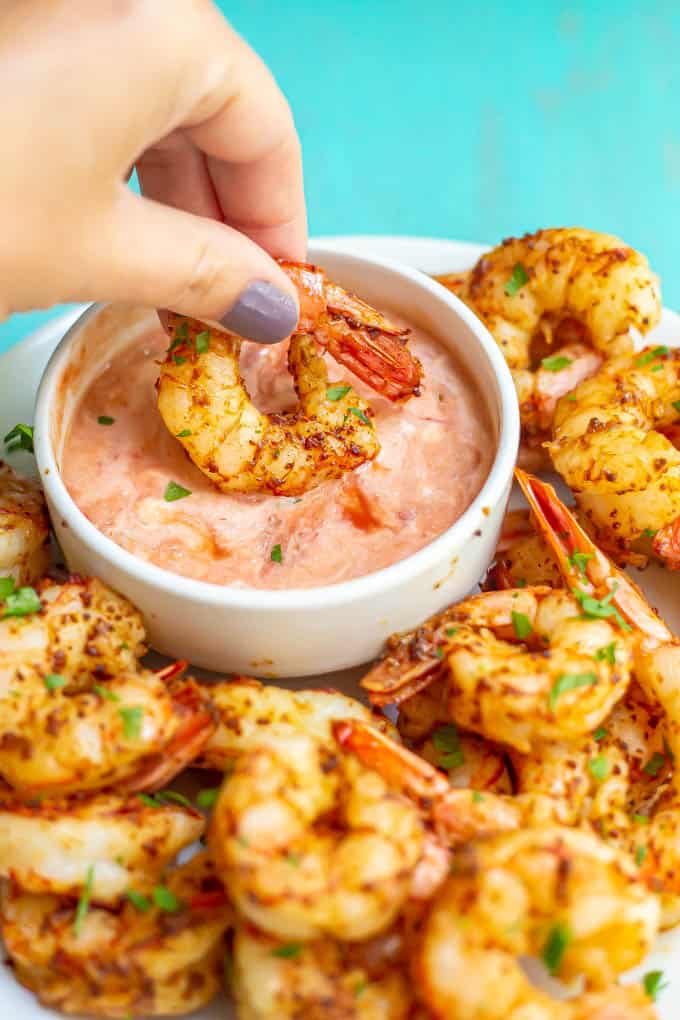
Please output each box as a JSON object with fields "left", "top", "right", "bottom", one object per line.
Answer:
{"left": 436, "top": 228, "right": 660, "bottom": 461}
{"left": 279, "top": 259, "right": 423, "bottom": 402}
{"left": 416, "top": 827, "right": 660, "bottom": 1020}
{"left": 198, "top": 677, "right": 394, "bottom": 772}
{"left": 233, "top": 921, "right": 414, "bottom": 1020}
{"left": 0, "top": 852, "right": 231, "bottom": 1017}
{"left": 362, "top": 586, "right": 632, "bottom": 752}
{"left": 0, "top": 662, "right": 215, "bottom": 797}
{"left": 0, "top": 461, "right": 49, "bottom": 585}
{"left": 0, "top": 793, "right": 203, "bottom": 903}
{"left": 158, "top": 318, "right": 380, "bottom": 496}
{"left": 548, "top": 345, "right": 680, "bottom": 568}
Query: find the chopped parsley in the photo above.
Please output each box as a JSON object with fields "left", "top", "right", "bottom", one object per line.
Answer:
{"left": 271, "top": 543, "right": 283, "bottom": 564}
{"left": 504, "top": 262, "right": 529, "bottom": 297}
{"left": 2, "top": 584, "right": 41, "bottom": 618}
{"left": 195, "top": 331, "right": 210, "bottom": 354}
{"left": 549, "top": 672, "right": 597, "bottom": 711}
{"left": 445, "top": 626, "right": 458, "bottom": 637}
{"left": 642, "top": 527, "right": 657, "bottom": 538}
{"left": 0, "top": 577, "right": 14, "bottom": 599}
{"left": 673, "top": 399, "right": 680, "bottom": 414}
{"left": 4, "top": 423, "right": 34, "bottom": 454}
{"left": 541, "top": 355, "right": 572, "bottom": 372}
{"left": 511, "top": 610, "right": 532, "bottom": 640}
{"left": 93, "top": 684, "right": 120, "bottom": 702}
{"left": 643, "top": 751, "right": 667, "bottom": 777}
{"left": 164, "top": 480, "right": 192, "bottom": 502}
{"left": 126, "top": 889, "right": 151, "bottom": 912}
{"left": 44, "top": 673, "right": 66, "bottom": 691}
{"left": 633, "top": 813, "right": 650, "bottom": 825}
{"left": 636, "top": 845, "right": 648, "bottom": 867}
{"left": 97, "top": 416, "right": 115, "bottom": 426}
{"left": 573, "top": 584, "right": 630, "bottom": 630}
{"left": 155, "top": 789, "right": 192, "bottom": 808}
{"left": 176, "top": 429, "right": 192, "bottom": 438}
{"left": 74, "top": 865, "right": 95, "bottom": 937}
{"left": 271, "top": 942, "right": 303, "bottom": 959}
{"left": 636, "top": 345, "right": 669, "bottom": 367}
{"left": 119, "top": 706, "right": 143, "bottom": 740}
{"left": 172, "top": 354, "right": 187, "bottom": 365}
{"left": 472, "top": 791, "right": 485, "bottom": 803}
{"left": 175, "top": 321, "right": 189, "bottom": 341}
{"left": 435, "top": 646, "right": 445, "bottom": 659}
{"left": 588, "top": 754, "right": 610, "bottom": 781}
{"left": 595, "top": 642, "right": 617, "bottom": 665}
{"left": 541, "top": 922, "right": 572, "bottom": 976}
{"left": 196, "top": 787, "right": 221, "bottom": 810}
{"left": 353, "top": 978, "right": 368, "bottom": 998}
{"left": 643, "top": 970, "right": 668, "bottom": 1002}
{"left": 432, "top": 723, "right": 464, "bottom": 770}
{"left": 567, "top": 550, "right": 593, "bottom": 577}
{"left": 326, "top": 384, "right": 351, "bottom": 401}
{"left": 153, "top": 886, "right": 181, "bottom": 912}
{"left": 593, "top": 725, "right": 608, "bottom": 742}
{"left": 348, "top": 407, "right": 371, "bottom": 426}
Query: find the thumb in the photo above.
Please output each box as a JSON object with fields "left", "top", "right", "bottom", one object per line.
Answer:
{"left": 90, "top": 189, "right": 300, "bottom": 344}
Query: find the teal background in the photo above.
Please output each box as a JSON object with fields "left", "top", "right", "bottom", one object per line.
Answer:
{"left": 2, "top": 1, "right": 678, "bottom": 352}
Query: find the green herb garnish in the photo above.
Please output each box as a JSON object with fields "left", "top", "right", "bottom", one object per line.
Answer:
{"left": 472, "top": 791, "right": 485, "bottom": 803}
{"left": 541, "top": 355, "right": 572, "bottom": 372}
{"left": 593, "top": 726, "right": 608, "bottom": 742}
{"left": 195, "top": 331, "right": 210, "bottom": 354}
{"left": 271, "top": 942, "right": 303, "bottom": 959}
{"left": 4, "top": 423, "right": 34, "bottom": 454}
{"left": 573, "top": 584, "right": 630, "bottom": 630}
{"left": 271, "top": 544, "right": 283, "bottom": 564}
{"left": 97, "top": 416, "right": 115, "bottom": 426}
{"left": 126, "top": 889, "right": 151, "bottom": 912}
{"left": 119, "top": 706, "right": 143, "bottom": 740}
{"left": 588, "top": 754, "right": 610, "bottom": 781}
{"left": 197, "top": 787, "right": 220, "bottom": 810}
{"left": 176, "top": 429, "right": 192, "bottom": 437}
{"left": 327, "top": 384, "right": 351, "bottom": 401}
{"left": 549, "top": 672, "right": 597, "bottom": 711}
{"left": 595, "top": 642, "right": 617, "bottom": 665}
{"left": 93, "top": 684, "right": 120, "bottom": 702}
{"left": 511, "top": 611, "right": 532, "bottom": 639}
{"left": 636, "top": 345, "right": 669, "bottom": 367}
{"left": 673, "top": 400, "right": 680, "bottom": 414}
{"left": 504, "top": 263, "right": 529, "bottom": 297}
{"left": 2, "top": 586, "right": 41, "bottom": 618}
{"left": 164, "top": 481, "right": 191, "bottom": 502}
{"left": 568, "top": 550, "right": 593, "bottom": 576}
{"left": 153, "top": 886, "right": 181, "bottom": 912}
{"left": 541, "top": 922, "right": 572, "bottom": 976}
{"left": 432, "top": 723, "right": 464, "bottom": 770}
{"left": 348, "top": 407, "right": 371, "bottom": 426}
{"left": 636, "top": 845, "right": 648, "bottom": 867}
{"left": 44, "top": 673, "right": 66, "bottom": 691}
{"left": 643, "top": 970, "right": 668, "bottom": 1002}
{"left": 643, "top": 751, "right": 667, "bottom": 777}
{"left": 74, "top": 865, "right": 95, "bottom": 937}
{"left": 0, "top": 577, "right": 15, "bottom": 598}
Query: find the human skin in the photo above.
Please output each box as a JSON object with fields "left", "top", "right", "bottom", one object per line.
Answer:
{"left": 0, "top": 0, "right": 307, "bottom": 342}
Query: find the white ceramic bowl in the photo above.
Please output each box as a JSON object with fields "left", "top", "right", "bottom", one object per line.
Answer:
{"left": 34, "top": 244, "right": 519, "bottom": 676}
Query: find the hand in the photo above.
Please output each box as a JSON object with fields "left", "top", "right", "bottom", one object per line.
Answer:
{"left": 0, "top": 0, "right": 306, "bottom": 343}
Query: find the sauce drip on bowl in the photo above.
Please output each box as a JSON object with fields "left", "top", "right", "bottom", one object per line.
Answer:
{"left": 61, "top": 316, "right": 494, "bottom": 590}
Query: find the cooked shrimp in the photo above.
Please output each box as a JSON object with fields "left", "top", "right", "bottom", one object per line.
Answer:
{"left": 198, "top": 677, "right": 394, "bottom": 772}
{"left": 436, "top": 228, "right": 661, "bottom": 462}
{"left": 158, "top": 318, "right": 380, "bottom": 496}
{"left": 362, "top": 586, "right": 632, "bottom": 752}
{"left": 0, "top": 793, "right": 204, "bottom": 903}
{"left": 279, "top": 259, "right": 423, "bottom": 402}
{"left": 0, "top": 662, "right": 215, "bottom": 797}
{"left": 548, "top": 345, "right": 680, "bottom": 568}
{"left": 0, "top": 852, "right": 231, "bottom": 1017}
{"left": 209, "top": 726, "right": 425, "bottom": 942}
{"left": 416, "top": 828, "right": 660, "bottom": 1020}
{"left": 485, "top": 507, "right": 567, "bottom": 590}
{"left": 233, "top": 921, "right": 414, "bottom": 1020}
{"left": 0, "top": 461, "right": 49, "bottom": 585}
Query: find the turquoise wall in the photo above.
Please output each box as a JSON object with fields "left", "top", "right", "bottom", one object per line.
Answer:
{"left": 2, "top": 1, "right": 678, "bottom": 351}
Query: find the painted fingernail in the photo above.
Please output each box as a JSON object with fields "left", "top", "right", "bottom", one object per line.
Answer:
{"left": 220, "top": 280, "right": 298, "bottom": 344}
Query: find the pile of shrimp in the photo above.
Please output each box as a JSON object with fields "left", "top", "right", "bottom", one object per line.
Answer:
{"left": 435, "top": 227, "right": 661, "bottom": 469}
{"left": 0, "top": 458, "right": 668, "bottom": 1020}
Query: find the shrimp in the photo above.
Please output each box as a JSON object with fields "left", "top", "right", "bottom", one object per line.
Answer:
{"left": 0, "top": 793, "right": 204, "bottom": 903}
{"left": 362, "top": 586, "right": 632, "bottom": 752}
{"left": 548, "top": 344, "right": 680, "bottom": 568}
{"left": 279, "top": 259, "right": 423, "bottom": 403}
{"left": 232, "top": 920, "right": 414, "bottom": 1020}
{"left": 0, "top": 461, "right": 50, "bottom": 586}
{"left": 436, "top": 228, "right": 661, "bottom": 463}
{"left": 415, "top": 827, "right": 660, "bottom": 1020}
{"left": 197, "top": 677, "right": 394, "bottom": 772}
{"left": 157, "top": 318, "right": 381, "bottom": 496}
{"left": 0, "top": 852, "right": 231, "bottom": 1017}
{"left": 0, "top": 662, "right": 215, "bottom": 797}
{"left": 209, "top": 726, "right": 426, "bottom": 942}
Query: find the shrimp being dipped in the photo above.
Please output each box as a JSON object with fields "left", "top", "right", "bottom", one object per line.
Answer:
{"left": 362, "top": 585, "right": 632, "bottom": 752}
{"left": 416, "top": 827, "right": 660, "bottom": 1020}
{"left": 0, "top": 793, "right": 204, "bottom": 903}
{"left": 436, "top": 228, "right": 661, "bottom": 465}
{"left": 158, "top": 317, "right": 381, "bottom": 496}
{"left": 0, "top": 461, "right": 50, "bottom": 586}
{"left": 548, "top": 344, "right": 680, "bottom": 568}
{"left": 0, "top": 852, "right": 231, "bottom": 1017}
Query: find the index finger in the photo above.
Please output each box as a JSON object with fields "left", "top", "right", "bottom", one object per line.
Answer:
{"left": 184, "top": 21, "right": 307, "bottom": 260}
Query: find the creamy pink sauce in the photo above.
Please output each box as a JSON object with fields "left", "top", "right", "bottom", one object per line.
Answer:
{"left": 62, "top": 318, "right": 494, "bottom": 589}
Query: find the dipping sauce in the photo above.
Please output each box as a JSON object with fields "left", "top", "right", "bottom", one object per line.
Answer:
{"left": 62, "top": 318, "right": 494, "bottom": 589}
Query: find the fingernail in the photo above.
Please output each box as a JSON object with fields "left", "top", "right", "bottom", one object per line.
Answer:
{"left": 220, "top": 280, "right": 298, "bottom": 344}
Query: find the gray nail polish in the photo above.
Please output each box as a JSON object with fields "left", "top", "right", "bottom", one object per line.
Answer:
{"left": 220, "top": 280, "right": 298, "bottom": 344}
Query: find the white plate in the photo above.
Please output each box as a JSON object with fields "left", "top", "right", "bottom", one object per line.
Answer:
{"left": 0, "top": 235, "right": 678, "bottom": 1017}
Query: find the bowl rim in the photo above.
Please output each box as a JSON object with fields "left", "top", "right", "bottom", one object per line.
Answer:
{"left": 34, "top": 243, "right": 519, "bottom": 611}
